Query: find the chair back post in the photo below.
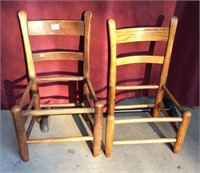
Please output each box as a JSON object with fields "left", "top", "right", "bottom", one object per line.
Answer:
{"left": 18, "top": 11, "right": 41, "bottom": 110}
{"left": 108, "top": 19, "right": 117, "bottom": 116}
{"left": 83, "top": 11, "right": 92, "bottom": 78}
{"left": 83, "top": 11, "right": 92, "bottom": 97}
{"left": 105, "top": 19, "right": 117, "bottom": 157}
{"left": 18, "top": 11, "right": 36, "bottom": 80}
{"left": 153, "top": 16, "right": 178, "bottom": 117}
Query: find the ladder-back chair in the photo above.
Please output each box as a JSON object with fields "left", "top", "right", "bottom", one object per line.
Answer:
{"left": 12, "top": 10, "right": 103, "bottom": 162}
{"left": 105, "top": 17, "right": 192, "bottom": 156}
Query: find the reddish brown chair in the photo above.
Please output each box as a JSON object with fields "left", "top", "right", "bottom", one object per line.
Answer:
{"left": 12, "top": 10, "right": 103, "bottom": 162}
{"left": 105, "top": 16, "right": 192, "bottom": 157}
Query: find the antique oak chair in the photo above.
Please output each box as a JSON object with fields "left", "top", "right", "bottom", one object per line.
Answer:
{"left": 105, "top": 16, "right": 192, "bottom": 156}
{"left": 12, "top": 10, "right": 103, "bottom": 162}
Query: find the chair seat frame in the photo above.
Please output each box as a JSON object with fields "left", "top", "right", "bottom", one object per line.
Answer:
{"left": 12, "top": 10, "right": 103, "bottom": 162}
{"left": 105, "top": 17, "right": 192, "bottom": 157}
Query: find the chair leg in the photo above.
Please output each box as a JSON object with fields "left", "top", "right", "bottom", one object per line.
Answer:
{"left": 33, "top": 92, "right": 42, "bottom": 123}
{"left": 152, "top": 105, "right": 161, "bottom": 117}
{"left": 93, "top": 101, "right": 103, "bottom": 156}
{"left": 173, "top": 111, "right": 192, "bottom": 153}
{"left": 105, "top": 114, "right": 115, "bottom": 157}
{"left": 11, "top": 106, "right": 29, "bottom": 162}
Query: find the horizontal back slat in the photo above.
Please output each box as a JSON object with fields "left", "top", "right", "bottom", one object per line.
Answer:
{"left": 116, "top": 27, "right": 169, "bottom": 43}
{"left": 116, "top": 55, "right": 164, "bottom": 66}
{"left": 28, "top": 20, "right": 84, "bottom": 36}
{"left": 32, "top": 51, "right": 84, "bottom": 61}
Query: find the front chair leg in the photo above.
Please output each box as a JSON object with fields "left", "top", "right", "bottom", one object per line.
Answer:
{"left": 105, "top": 114, "right": 115, "bottom": 157}
{"left": 173, "top": 110, "right": 192, "bottom": 153}
{"left": 93, "top": 101, "right": 103, "bottom": 157}
{"left": 11, "top": 106, "right": 29, "bottom": 162}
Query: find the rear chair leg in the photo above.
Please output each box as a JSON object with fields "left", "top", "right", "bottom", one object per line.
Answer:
{"left": 152, "top": 104, "right": 161, "bottom": 117}
{"left": 105, "top": 114, "right": 115, "bottom": 157}
{"left": 33, "top": 91, "right": 42, "bottom": 123}
{"left": 11, "top": 106, "right": 29, "bottom": 162}
{"left": 93, "top": 101, "right": 103, "bottom": 157}
{"left": 173, "top": 111, "right": 192, "bottom": 153}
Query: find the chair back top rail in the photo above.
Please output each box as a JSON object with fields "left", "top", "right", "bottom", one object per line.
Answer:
{"left": 116, "top": 27, "right": 169, "bottom": 43}
{"left": 28, "top": 20, "right": 84, "bottom": 36}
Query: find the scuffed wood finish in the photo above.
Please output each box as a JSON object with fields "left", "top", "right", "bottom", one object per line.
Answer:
{"left": 28, "top": 20, "right": 85, "bottom": 36}
{"left": 13, "top": 10, "right": 103, "bottom": 162}
{"left": 106, "top": 16, "right": 191, "bottom": 156}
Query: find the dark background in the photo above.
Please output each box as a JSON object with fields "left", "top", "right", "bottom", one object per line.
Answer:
{"left": 1, "top": 1, "right": 199, "bottom": 111}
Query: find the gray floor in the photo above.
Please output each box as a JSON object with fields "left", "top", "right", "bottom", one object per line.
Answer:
{"left": 0, "top": 103, "right": 199, "bottom": 173}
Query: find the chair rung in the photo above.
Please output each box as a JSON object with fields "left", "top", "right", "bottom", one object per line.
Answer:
{"left": 116, "top": 85, "right": 159, "bottom": 90}
{"left": 115, "top": 117, "right": 182, "bottom": 124}
{"left": 113, "top": 138, "right": 177, "bottom": 145}
{"left": 40, "top": 103, "right": 84, "bottom": 108}
{"left": 36, "top": 76, "right": 84, "bottom": 82}
{"left": 27, "top": 136, "right": 94, "bottom": 144}
{"left": 115, "top": 104, "right": 155, "bottom": 110}
{"left": 23, "top": 108, "right": 95, "bottom": 116}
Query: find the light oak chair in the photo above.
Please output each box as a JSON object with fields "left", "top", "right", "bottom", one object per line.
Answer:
{"left": 12, "top": 10, "right": 103, "bottom": 162}
{"left": 105, "top": 16, "right": 192, "bottom": 156}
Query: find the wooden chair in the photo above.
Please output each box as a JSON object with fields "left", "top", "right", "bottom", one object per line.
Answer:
{"left": 105, "top": 16, "right": 192, "bottom": 156}
{"left": 12, "top": 10, "right": 103, "bottom": 162}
